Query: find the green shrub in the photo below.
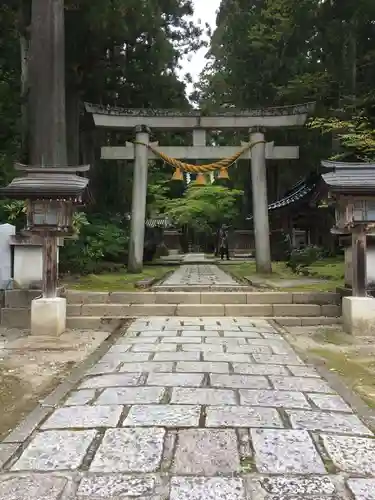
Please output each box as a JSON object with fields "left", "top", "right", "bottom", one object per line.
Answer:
{"left": 286, "top": 245, "right": 324, "bottom": 274}
{"left": 60, "top": 216, "right": 129, "bottom": 275}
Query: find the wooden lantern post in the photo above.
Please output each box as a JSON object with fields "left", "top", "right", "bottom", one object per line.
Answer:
{"left": 352, "top": 225, "right": 367, "bottom": 297}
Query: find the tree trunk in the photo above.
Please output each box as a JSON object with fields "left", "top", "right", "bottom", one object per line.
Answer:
{"left": 348, "top": 18, "right": 357, "bottom": 103}
{"left": 66, "top": 86, "right": 80, "bottom": 165}
{"left": 29, "top": 0, "right": 67, "bottom": 166}
{"left": 19, "top": 1, "right": 30, "bottom": 163}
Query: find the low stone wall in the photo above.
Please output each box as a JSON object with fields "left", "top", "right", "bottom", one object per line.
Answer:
{"left": 0, "top": 289, "right": 63, "bottom": 329}
{"left": 64, "top": 290, "right": 340, "bottom": 305}
{"left": 0, "top": 289, "right": 342, "bottom": 329}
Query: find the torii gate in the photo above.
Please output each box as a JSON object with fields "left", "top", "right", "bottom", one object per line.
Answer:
{"left": 85, "top": 103, "right": 314, "bottom": 273}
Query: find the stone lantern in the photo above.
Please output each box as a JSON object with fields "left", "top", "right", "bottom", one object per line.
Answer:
{"left": 0, "top": 164, "right": 89, "bottom": 335}
{"left": 322, "top": 160, "right": 375, "bottom": 334}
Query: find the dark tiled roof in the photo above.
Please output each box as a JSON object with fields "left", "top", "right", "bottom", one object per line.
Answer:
{"left": 321, "top": 160, "right": 375, "bottom": 191}
{"left": 246, "top": 173, "right": 319, "bottom": 220}
{"left": 145, "top": 218, "right": 173, "bottom": 228}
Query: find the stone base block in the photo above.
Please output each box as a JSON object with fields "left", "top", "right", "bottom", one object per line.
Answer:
{"left": 31, "top": 297, "right": 66, "bottom": 336}
{"left": 342, "top": 296, "right": 375, "bottom": 335}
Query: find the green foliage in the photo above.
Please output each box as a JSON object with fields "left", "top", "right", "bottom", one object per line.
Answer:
{"left": 164, "top": 185, "right": 243, "bottom": 233}
{"left": 286, "top": 245, "right": 324, "bottom": 274}
{"left": 0, "top": 200, "right": 27, "bottom": 230}
{"left": 59, "top": 215, "right": 129, "bottom": 275}
{"left": 308, "top": 116, "right": 375, "bottom": 161}
{"left": 195, "top": 0, "right": 375, "bottom": 194}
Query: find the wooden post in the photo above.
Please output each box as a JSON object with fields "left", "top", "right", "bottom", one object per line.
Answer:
{"left": 42, "top": 234, "right": 58, "bottom": 298}
{"left": 352, "top": 226, "right": 367, "bottom": 297}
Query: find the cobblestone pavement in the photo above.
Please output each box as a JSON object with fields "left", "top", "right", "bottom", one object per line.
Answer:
{"left": 161, "top": 264, "right": 239, "bottom": 286}
{"left": 1, "top": 317, "right": 375, "bottom": 499}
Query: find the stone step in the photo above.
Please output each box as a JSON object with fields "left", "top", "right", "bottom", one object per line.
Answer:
{"left": 66, "top": 315, "right": 340, "bottom": 330}
{"left": 63, "top": 290, "right": 340, "bottom": 306}
{"left": 66, "top": 302, "right": 341, "bottom": 318}
{"left": 3, "top": 289, "right": 341, "bottom": 307}
{"left": 1, "top": 302, "right": 341, "bottom": 329}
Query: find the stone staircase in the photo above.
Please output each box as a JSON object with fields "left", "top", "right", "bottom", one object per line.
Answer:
{"left": 0, "top": 289, "right": 341, "bottom": 330}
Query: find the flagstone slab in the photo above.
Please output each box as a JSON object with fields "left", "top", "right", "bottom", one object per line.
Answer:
{"left": 251, "top": 429, "right": 326, "bottom": 474}
{"left": 172, "top": 429, "right": 240, "bottom": 475}
{"left": 307, "top": 393, "right": 352, "bottom": 413}
{"left": 90, "top": 428, "right": 165, "bottom": 473}
{"left": 322, "top": 435, "right": 375, "bottom": 475}
{"left": 41, "top": 405, "right": 123, "bottom": 429}
{"left": 206, "top": 405, "right": 283, "bottom": 428}
{"left": 146, "top": 372, "right": 204, "bottom": 387}
{"left": 287, "top": 410, "right": 372, "bottom": 435}
{"left": 210, "top": 374, "right": 270, "bottom": 389}
{"left": 79, "top": 373, "right": 141, "bottom": 389}
{"left": 95, "top": 387, "right": 165, "bottom": 405}
{"left": 12, "top": 430, "right": 97, "bottom": 471}
{"left": 0, "top": 475, "right": 69, "bottom": 500}
{"left": 270, "top": 376, "right": 334, "bottom": 393}
{"left": 77, "top": 474, "right": 158, "bottom": 499}
{"left": 257, "top": 475, "right": 336, "bottom": 496}
{"left": 171, "top": 388, "right": 237, "bottom": 405}
{"left": 239, "top": 389, "right": 310, "bottom": 409}
{"left": 123, "top": 405, "right": 201, "bottom": 427}
{"left": 347, "top": 478, "right": 375, "bottom": 500}
{"left": 170, "top": 477, "right": 245, "bottom": 500}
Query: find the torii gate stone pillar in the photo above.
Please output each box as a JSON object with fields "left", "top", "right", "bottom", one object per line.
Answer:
{"left": 128, "top": 125, "right": 150, "bottom": 273}
{"left": 250, "top": 128, "right": 271, "bottom": 273}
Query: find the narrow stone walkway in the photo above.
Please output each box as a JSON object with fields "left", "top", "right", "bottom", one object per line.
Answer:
{"left": 161, "top": 264, "right": 239, "bottom": 287}
{"left": 181, "top": 253, "right": 208, "bottom": 263}
{"left": 0, "top": 317, "right": 374, "bottom": 499}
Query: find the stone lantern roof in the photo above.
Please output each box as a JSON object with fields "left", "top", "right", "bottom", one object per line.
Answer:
{"left": 321, "top": 160, "right": 375, "bottom": 194}
{"left": 0, "top": 164, "right": 89, "bottom": 200}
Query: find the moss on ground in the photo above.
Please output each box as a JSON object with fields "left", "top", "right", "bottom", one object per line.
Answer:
{"left": 223, "top": 257, "right": 344, "bottom": 292}
{"left": 310, "top": 347, "right": 375, "bottom": 408}
{"left": 63, "top": 266, "right": 176, "bottom": 291}
{"left": 312, "top": 328, "right": 354, "bottom": 346}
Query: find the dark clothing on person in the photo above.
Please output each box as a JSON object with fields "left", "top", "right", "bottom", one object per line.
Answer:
{"left": 220, "top": 245, "right": 229, "bottom": 260}
{"left": 219, "top": 228, "right": 229, "bottom": 260}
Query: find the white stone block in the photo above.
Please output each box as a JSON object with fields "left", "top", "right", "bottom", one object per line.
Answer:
{"left": 14, "top": 245, "right": 43, "bottom": 287}
{"left": 342, "top": 296, "right": 375, "bottom": 335}
{"left": 12, "top": 236, "right": 61, "bottom": 288}
{"left": 31, "top": 297, "right": 66, "bottom": 336}
{"left": 345, "top": 246, "right": 375, "bottom": 287}
{"left": 0, "top": 224, "right": 15, "bottom": 289}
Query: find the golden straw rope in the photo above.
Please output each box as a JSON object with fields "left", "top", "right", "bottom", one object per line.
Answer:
{"left": 132, "top": 140, "right": 266, "bottom": 173}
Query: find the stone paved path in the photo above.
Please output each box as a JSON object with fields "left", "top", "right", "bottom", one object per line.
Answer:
{"left": 161, "top": 264, "right": 239, "bottom": 287}
{"left": 1, "top": 317, "right": 375, "bottom": 499}
{"left": 181, "top": 253, "right": 208, "bottom": 263}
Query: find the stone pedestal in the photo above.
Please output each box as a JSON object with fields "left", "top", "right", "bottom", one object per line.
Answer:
{"left": 31, "top": 297, "right": 66, "bottom": 336}
{"left": 342, "top": 296, "right": 375, "bottom": 335}
{"left": 0, "top": 223, "right": 16, "bottom": 289}
{"left": 10, "top": 235, "right": 62, "bottom": 289}
{"left": 343, "top": 234, "right": 375, "bottom": 289}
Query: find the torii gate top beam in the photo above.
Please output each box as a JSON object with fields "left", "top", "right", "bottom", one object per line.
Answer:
{"left": 84, "top": 102, "right": 315, "bottom": 130}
